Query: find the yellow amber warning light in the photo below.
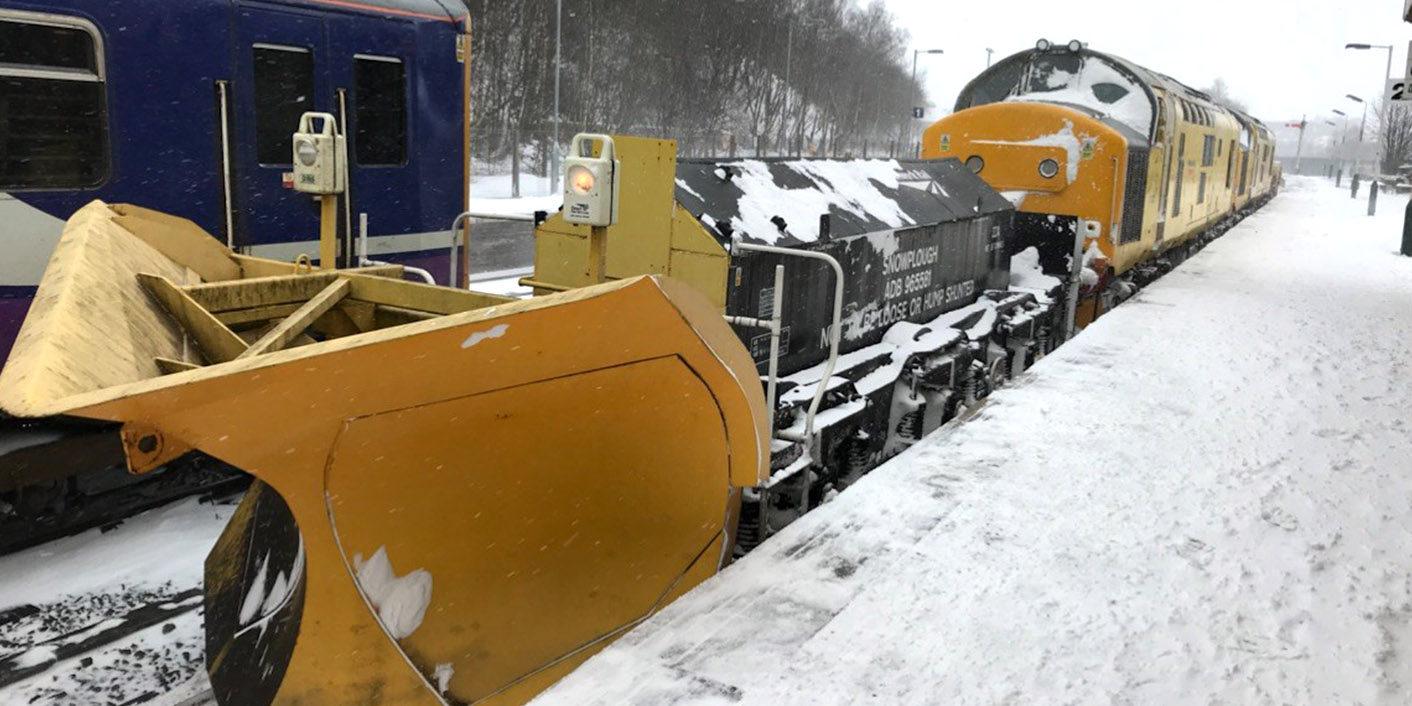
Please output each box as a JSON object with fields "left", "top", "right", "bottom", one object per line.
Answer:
{"left": 568, "top": 164, "right": 596, "bottom": 194}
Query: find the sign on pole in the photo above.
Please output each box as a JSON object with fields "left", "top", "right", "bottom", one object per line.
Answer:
{"left": 1388, "top": 78, "right": 1411, "bottom": 103}
{"left": 911, "top": 107, "right": 924, "bottom": 119}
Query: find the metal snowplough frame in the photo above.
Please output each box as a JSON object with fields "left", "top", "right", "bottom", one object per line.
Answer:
{"left": 0, "top": 201, "right": 769, "bottom": 704}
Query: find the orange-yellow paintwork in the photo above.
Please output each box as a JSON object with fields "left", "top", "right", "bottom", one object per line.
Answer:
{"left": 0, "top": 202, "right": 770, "bottom": 705}
{"left": 925, "top": 64, "right": 1281, "bottom": 284}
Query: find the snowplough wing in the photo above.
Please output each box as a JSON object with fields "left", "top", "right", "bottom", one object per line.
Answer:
{"left": 0, "top": 201, "right": 770, "bottom": 704}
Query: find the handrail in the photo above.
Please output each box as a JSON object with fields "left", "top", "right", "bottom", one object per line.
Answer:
{"left": 730, "top": 243, "right": 844, "bottom": 454}
{"left": 448, "top": 210, "right": 539, "bottom": 287}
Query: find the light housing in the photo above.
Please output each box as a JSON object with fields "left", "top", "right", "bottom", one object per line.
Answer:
{"left": 1038, "top": 158, "right": 1060, "bottom": 179}
{"left": 965, "top": 155, "right": 984, "bottom": 174}
{"left": 1067, "top": 39, "right": 1083, "bottom": 52}
{"left": 1035, "top": 39, "right": 1052, "bottom": 52}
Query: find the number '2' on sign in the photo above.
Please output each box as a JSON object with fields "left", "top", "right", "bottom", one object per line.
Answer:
{"left": 1388, "top": 78, "right": 1411, "bottom": 103}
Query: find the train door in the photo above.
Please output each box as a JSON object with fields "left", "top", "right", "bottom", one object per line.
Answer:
{"left": 1155, "top": 96, "right": 1171, "bottom": 244}
{"left": 326, "top": 16, "right": 420, "bottom": 271}
{"left": 1171, "top": 132, "right": 1186, "bottom": 225}
{"left": 231, "top": 4, "right": 331, "bottom": 261}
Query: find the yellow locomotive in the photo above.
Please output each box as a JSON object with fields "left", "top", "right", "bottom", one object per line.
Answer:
{"left": 924, "top": 40, "right": 1279, "bottom": 322}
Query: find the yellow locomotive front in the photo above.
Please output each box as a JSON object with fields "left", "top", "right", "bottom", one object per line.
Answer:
{"left": 925, "top": 41, "right": 1278, "bottom": 326}
{"left": 924, "top": 42, "right": 1161, "bottom": 299}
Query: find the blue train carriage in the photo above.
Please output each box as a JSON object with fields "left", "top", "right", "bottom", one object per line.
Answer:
{"left": 0, "top": 0, "right": 468, "bottom": 549}
{"left": 0, "top": 0, "right": 470, "bottom": 367}
{"left": 673, "top": 157, "right": 1060, "bottom": 544}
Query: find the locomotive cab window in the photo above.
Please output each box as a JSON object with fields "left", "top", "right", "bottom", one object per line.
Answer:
{"left": 353, "top": 55, "right": 407, "bottom": 166}
{"left": 1090, "top": 82, "right": 1128, "bottom": 104}
{"left": 0, "top": 12, "right": 108, "bottom": 190}
{"left": 253, "top": 44, "right": 314, "bottom": 165}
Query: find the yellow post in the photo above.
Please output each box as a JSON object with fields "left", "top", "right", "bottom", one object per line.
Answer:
{"left": 319, "top": 194, "right": 338, "bottom": 270}
{"left": 587, "top": 225, "right": 608, "bottom": 284}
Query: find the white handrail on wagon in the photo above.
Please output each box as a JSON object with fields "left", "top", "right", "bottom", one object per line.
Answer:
{"left": 724, "top": 263, "right": 786, "bottom": 418}
{"left": 729, "top": 242, "right": 844, "bottom": 455}
{"left": 448, "top": 210, "right": 538, "bottom": 287}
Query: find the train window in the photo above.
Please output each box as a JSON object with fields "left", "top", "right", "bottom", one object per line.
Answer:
{"left": 253, "top": 44, "right": 314, "bottom": 165}
{"left": 1201, "top": 135, "right": 1215, "bottom": 167}
{"left": 1091, "top": 82, "right": 1128, "bottom": 104}
{"left": 0, "top": 13, "right": 108, "bottom": 190}
{"left": 353, "top": 55, "right": 407, "bottom": 166}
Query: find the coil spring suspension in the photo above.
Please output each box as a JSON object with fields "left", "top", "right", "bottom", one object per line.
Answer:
{"left": 734, "top": 494, "right": 764, "bottom": 555}
{"left": 896, "top": 409, "right": 924, "bottom": 441}
{"left": 963, "top": 369, "right": 980, "bottom": 405}
{"left": 847, "top": 435, "right": 871, "bottom": 473}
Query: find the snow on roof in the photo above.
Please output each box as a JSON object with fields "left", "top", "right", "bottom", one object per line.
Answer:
{"left": 675, "top": 158, "right": 1012, "bottom": 246}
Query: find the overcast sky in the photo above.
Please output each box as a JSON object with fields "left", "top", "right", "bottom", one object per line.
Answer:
{"left": 883, "top": 0, "right": 1410, "bottom": 130}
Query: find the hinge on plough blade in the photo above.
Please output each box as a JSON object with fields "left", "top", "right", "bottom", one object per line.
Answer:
{"left": 119, "top": 422, "right": 192, "bottom": 475}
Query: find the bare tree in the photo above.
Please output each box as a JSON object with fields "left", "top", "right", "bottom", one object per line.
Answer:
{"left": 1378, "top": 99, "right": 1412, "bottom": 175}
{"left": 458, "top": 0, "right": 920, "bottom": 165}
{"left": 1203, "top": 78, "right": 1249, "bottom": 114}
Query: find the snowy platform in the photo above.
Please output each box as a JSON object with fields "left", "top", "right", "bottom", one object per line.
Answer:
{"left": 534, "top": 177, "right": 1412, "bottom": 705}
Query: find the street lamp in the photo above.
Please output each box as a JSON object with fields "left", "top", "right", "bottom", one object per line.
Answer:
{"left": 552, "top": 0, "right": 562, "bottom": 192}
{"left": 1333, "top": 108, "right": 1350, "bottom": 173}
{"left": 1346, "top": 42, "right": 1395, "bottom": 175}
{"left": 905, "top": 48, "right": 944, "bottom": 155}
{"left": 1347, "top": 94, "right": 1369, "bottom": 174}
{"left": 986, "top": 48, "right": 995, "bottom": 68}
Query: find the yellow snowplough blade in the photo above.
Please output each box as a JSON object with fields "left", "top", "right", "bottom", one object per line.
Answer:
{"left": 0, "top": 201, "right": 769, "bottom": 704}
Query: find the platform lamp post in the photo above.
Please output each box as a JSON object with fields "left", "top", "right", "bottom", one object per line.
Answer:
{"left": 1345, "top": 43, "right": 1394, "bottom": 175}
{"left": 905, "top": 48, "right": 944, "bottom": 156}
{"left": 986, "top": 48, "right": 994, "bottom": 68}
{"left": 1347, "top": 94, "right": 1369, "bottom": 174}
{"left": 1332, "top": 108, "right": 1350, "bottom": 177}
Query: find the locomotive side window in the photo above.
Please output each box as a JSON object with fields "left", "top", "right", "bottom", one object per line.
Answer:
{"left": 253, "top": 44, "right": 314, "bottom": 165}
{"left": 353, "top": 55, "right": 407, "bottom": 166}
{"left": 0, "top": 13, "right": 108, "bottom": 190}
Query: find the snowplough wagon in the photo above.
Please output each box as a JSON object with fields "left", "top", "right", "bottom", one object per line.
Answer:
{"left": 0, "top": 190, "right": 770, "bottom": 702}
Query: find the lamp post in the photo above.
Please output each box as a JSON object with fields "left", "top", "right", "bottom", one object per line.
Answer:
{"left": 551, "top": 0, "right": 562, "bottom": 192}
{"left": 986, "top": 48, "right": 994, "bottom": 68}
{"left": 1333, "top": 108, "right": 1350, "bottom": 174}
{"left": 905, "top": 48, "right": 944, "bottom": 156}
{"left": 1345, "top": 42, "right": 1394, "bottom": 175}
{"left": 1348, "top": 94, "right": 1369, "bottom": 174}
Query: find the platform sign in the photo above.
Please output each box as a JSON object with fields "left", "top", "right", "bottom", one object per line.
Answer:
{"left": 1388, "top": 78, "right": 1411, "bottom": 103}
{"left": 912, "top": 107, "right": 924, "bottom": 119}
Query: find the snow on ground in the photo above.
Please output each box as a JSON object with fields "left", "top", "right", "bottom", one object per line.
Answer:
{"left": 534, "top": 177, "right": 1412, "bottom": 705}
{"left": 0, "top": 497, "right": 235, "bottom": 705}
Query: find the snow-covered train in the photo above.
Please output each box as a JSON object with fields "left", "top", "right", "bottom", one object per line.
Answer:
{"left": 925, "top": 40, "right": 1281, "bottom": 324}
{"left": 524, "top": 142, "right": 1065, "bottom": 550}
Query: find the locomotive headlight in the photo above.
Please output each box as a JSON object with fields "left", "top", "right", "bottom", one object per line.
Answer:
{"left": 1035, "top": 38, "right": 1052, "bottom": 51}
{"left": 295, "top": 139, "right": 319, "bottom": 167}
{"left": 1067, "top": 39, "right": 1083, "bottom": 53}
{"left": 1038, "top": 158, "right": 1060, "bottom": 179}
{"left": 567, "top": 165, "right": 596, "bottom": 195}
{"left": 965, "top": 155, "right": 984, "bottom": 174}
